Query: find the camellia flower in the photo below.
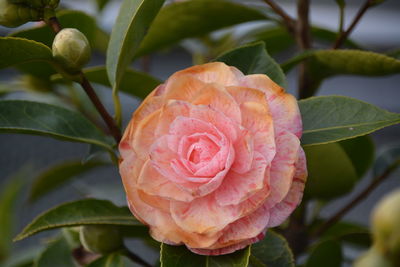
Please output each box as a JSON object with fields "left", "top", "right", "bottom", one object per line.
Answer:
{"left": 119, "top": 62, "right": 307, "bottom": 255}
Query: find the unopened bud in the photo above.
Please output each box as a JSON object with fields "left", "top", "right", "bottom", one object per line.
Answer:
{"left": 52, "top": 28, "right": 91, "bottom": 73}
{"left": 79, "top": 225, "right": 123, "bottom": 254}
{"left": 353, "top": 247, "right": 393, "bottom": 267}
{"left": 372, "top": 190, "right": 400, "bottom": 263}
{"left": 0, "top": 0, "right": 40, "bottom": 27}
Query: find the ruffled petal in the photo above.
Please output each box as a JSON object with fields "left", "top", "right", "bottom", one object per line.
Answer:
{"left": 230, "top": 130, "right": 254, "bottom": 174}
{"left": 216, "top": 152, "right": 268, "bottom": 206}
{"left": 267, "top": 148, "right": 307, "bottom": 227}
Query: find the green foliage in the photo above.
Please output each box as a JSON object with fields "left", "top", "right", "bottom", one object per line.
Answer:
{"left": 34, "top": 237, "right": 76, "bottom": 267}
{"left": 135, "top": 0, "right": 267, "bottom": 58}
{"left": 29, "top": 160, "right": 107, "bottom": 202}
{"left": 319, "top": 221, "right": 371, "bottom": 248}
{"left": 83, "top": 66, "right": 161, "bottom": 99}
{"left": 87, "top": 253, "right": 130, "bottom": 267}
{"left": 160, "top": 244, "right": 251, "bottom": 267}
{"left": 250, "top": 231, "right": 294, "bottom": 267}
{"left": 0, "top": 166, "right": 30, "bottom": 262}
{"left": 14, "top": 199, "right": 144, "bottom": 241}
{"left": 215, "top": 42, "right": 287, "bottom": 87}
{"left": 374, "top": 144, "right": 400, "bottom": 177}
{"left": 305, "top": 240, "right": 342, "bottom": 267}
{"left": 299, "top": 96, "right": 400, "bottom": 146}
{"left": 106, "top": 0, "right": 165, "bottom": 89}
{"left": 0, "top": 100, "right": 114, "bottom": 151}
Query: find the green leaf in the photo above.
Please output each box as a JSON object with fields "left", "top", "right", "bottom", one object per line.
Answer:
{"left": 374, "top": 143, "right": 400, "bottom": 176}
{"left": 214, "top": 42, "right": 287, "bottom": 88}
{"left": 304, "top": 142, "right": 358, "bottom": 199}
{"left": 305, "top": 240, "right": 342, "bottom": 267}
{"left": 95, "top": 0, "right": 111, "bottom": 11}
{"left": 0, "top": 37, "right": 54, "bottom": 70}
{"left": 87, "top": 253, "right": 129, "bottom": 267}
{"left": 299, "top": 96, "right": 400, "bottom": 146}
{"left": 387, "top": 49, "right": 400, "bottom": 60}
{"left": 0, "top": 100, "right": 114, "bottom": 151}
{"left": 10, "top": 10, "right": 97, "bottom": 48}
{"left": 135, "top": 0, "right": 267, "bottom": 58}
{"left": 339, "top": 135, "right": 374, "bottom": 177}
{"left": 1, "top": 246, "right": 43, "bottom": 267}
{"left": 160, "top": 243, "right": 251, "bottom": 267}
{"left": 83, "top": 66, "right": 161, "bottom": 99}
{"left": 106, "top": 0, "right": 166, "bottom": 89}
{"left": 29, "top": 160, "right": 107, "bottom": 202}
{"left": 14, "top": 199, "right": 143, "bottom": 241}
{"left": 0, "top": 166, "right": 31, "bottom": 262}
{"left": 33, "top": 237, "right": 76, "bottom": 267}
{"left": 250, "top": 231, "right": 294, "bottom": 267}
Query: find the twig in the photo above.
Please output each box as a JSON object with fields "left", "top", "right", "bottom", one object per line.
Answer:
{"left": 122, "top": 247, "right": 153, "bottom": 267}
{"left": 333, "top": 0, "right": 374, "bottom": 49}
{"left": 262, "top": 0, "right": 296, "bottom": 34}
{"left": 46, "top": 17, "right": 121, "bottom": 143}
{"left": 296, "top": 0, "right": 312, "bottom": 99}
{"left": 312, "top": 161, "right": 400, "bottom": 238}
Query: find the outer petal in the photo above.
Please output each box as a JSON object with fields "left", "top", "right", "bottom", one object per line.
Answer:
{"left": 163, "top": 74, "right": 206, "bottom": 102}
{"left": 132, "top": 110, "right": 161, "bottom": 159}
{"left": 241, "top": 75, "right": 302, "bottom": 137}
{"left": 267, "top": 148, "right": 307, "bottom": 227}
{"left": 137, "top": 160, "right": 194, "bottom": 202}
{"left": 215, "top": 152, "right": 268, "bottom": 206}
{"left": 172, "top": 62, "right": 240, "bottom": 86}
{"left": 263, "top": 131, "right": 300, "bottom": 209}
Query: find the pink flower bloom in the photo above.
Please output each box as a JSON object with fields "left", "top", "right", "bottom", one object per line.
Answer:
{"left": 119, "top": 62, "right": 307, "bottom": 255}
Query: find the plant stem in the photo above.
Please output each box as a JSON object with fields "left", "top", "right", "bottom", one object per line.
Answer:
{"left": 122, "top": 247, "right": 152, "bottom": 267}
{"left": 312, "top": 161, "right": 400, "bottom": 238}
{"left": 262, "top": 0, "right": 296, "bottom": 34}
{"left": 46, "top": 16, "right": 121, "bottom": 143}
{"left": 296, "top": 0, "right": 313, "bottom": 99}
{"left": 338, "top": 3, "right": 345, "bottom": 35}
{"left": 333, "top": 0, "right": 373, "bottom": 49}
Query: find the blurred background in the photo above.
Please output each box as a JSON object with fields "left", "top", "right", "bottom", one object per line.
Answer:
{"left": 0, "top": 0, "right": 399, "bottom": 266}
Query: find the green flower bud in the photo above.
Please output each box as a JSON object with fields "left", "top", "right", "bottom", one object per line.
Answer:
{"left": 372, "top": 190, "right": 400, "bottom": 264}
{"left": 0, "top": 0, "right": 40, "bottom": 27}
{"left": 353, "top": 247, "right": 393, "bottom": 267}
{"left": 52, "top": 28, "right": 91, "bottom": 73}
{"left": 79, "top": 225, "right": 123, "bottom": 254}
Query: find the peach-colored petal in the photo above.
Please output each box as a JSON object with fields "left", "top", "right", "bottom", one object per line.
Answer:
{"left": 170, "top": 194, "right": 241, "bottom": 235}
{"left": 172, "top": 62, "right": 240, "bottom": 86}
{"left": 264, "top": 131, "right": 300, "bottom": 209}
{"left": 267, "top": 148, "right": 307, "bottom": 227}
{"left": 191, "top": 83, "right": 241, "bottom": 124}
{"left": 241, "top": 75, "right": 302, "bottom": 137}
{"left": 239, "top": 101, "right": 276, "bottom": 163}
{"left": 216, "top": 152, "right": 268, "bottom": 206}
{"left": 155, "top": 100, "right": 191, "bottom": 136}
{"left": 137, "top": 160, "right": 194, "bottom": 202}
{"left": 163, "top": 74, "right": 206, "bottom": 102}
{"left": 230, "top": 130, "right": 254, "bottom": 174}
{"left": 132, "top": 110, "right": 161, "bottom": 159}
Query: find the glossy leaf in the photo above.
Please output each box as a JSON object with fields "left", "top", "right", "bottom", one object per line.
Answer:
{"left": 106, "top": 0, "right": 165, "bottom": 89}
{"left": 0, "top": 100, "right": 114, "bottom": 151}
{"left": 374, "top": 144, "right": 400, "bottom": 177}
{"left": 0, "top": 166, "right": 30, "bottom": 261}
{"left": 29, "top": 160, "right": 107, "bottom": 202}
{"left": 304, "top": 142, "right": 357, "bottom": 199}
{"left": 339, "top": 135, "right": 374, "bottom": 177}
{"left": 250, "top": 231, "right": 294, "bottom": 267}
{"left": 299, "top": 96, "right": 400, "bottom": 146}
{"left": 87, "top": 253, "right": 129, "bottom": 267}
{"left": 14, "top": 199, "right": 143, "bottom": 241}
{"left": 10, "top": 10, "right": 98, "bottom": 48}
{"left": 135, "top": 0, "right": 267, "bottom": 57}
{"left": 215, "top": 42, "right": 287, "bottom": 87}
{"left": 282, "top": 49, "right": 400, "bottom": 76}
{"left": 160, "top": 243, "right": 251, "bottom": 267}
{"left": 33, "top": 237, "right": 76, "bottom": 267}
{"left": 83, "top": 66, "right": 161, "bottom": 99}
{"left": 305, "top": 240, "right": 342, "bottom": 267}
{"left": 0, "top": 37, "right": 54, "bottom": 70}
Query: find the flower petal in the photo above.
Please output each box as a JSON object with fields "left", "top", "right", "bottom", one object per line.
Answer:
{"left": 216, "top": 152, "right": 268, "bottom": 206}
